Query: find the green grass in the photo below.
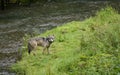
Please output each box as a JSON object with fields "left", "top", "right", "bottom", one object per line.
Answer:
{"left": 11, "top": 7, "right": 120, "bottom": 75}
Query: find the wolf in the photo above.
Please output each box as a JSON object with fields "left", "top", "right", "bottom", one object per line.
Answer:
{"left": 28, "top": 35, "right": 55, "bottom": 54}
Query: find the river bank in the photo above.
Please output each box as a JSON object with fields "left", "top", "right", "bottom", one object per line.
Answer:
{"left": 11, "top": 7, "right": 120, "bottom": 75}
{"left": 0, "top": 1, "right": 120, "bottom": 74}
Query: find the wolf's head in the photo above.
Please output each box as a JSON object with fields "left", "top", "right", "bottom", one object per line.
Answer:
{"left": 47, "top": 35, "right": 55, "bottom": 43}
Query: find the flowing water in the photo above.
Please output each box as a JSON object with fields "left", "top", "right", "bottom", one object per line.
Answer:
{"left": 0, "top": 1, "right": 120, "bottom": 75}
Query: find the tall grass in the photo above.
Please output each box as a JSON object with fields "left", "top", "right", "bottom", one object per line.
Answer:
{"left": 11, "top": 7, "right": 120, "bottom": 75}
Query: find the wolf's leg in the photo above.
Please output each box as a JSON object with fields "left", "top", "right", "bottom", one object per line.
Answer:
{"left": 47, "top": 47, "right": 50, "bottom": 54}
{"left": 32, "top": 48, "right": 37, "bottom": 56}
{"left": 28, "top": 43, "right": 32, "bottom": 54}
{"left": 32, "top": 45, "right": 37, "bottom": 56}
{"left": 42, "top": 47, "right": 46, "bottom": 54}
{"left": 33, "top": 51, "right": 36, "bottom": 56}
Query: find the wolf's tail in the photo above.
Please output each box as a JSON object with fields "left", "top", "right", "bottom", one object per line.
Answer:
{"left": 28, "top": 43, "right": 32, "bottom": 54}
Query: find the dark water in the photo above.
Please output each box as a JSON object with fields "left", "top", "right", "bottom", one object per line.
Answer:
{"left": 0, "top": 1, "right": 120, "bottom": 75}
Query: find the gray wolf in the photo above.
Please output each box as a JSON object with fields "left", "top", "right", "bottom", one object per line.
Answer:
{"left": 28, "top": 35, "right": 55, "bottom": 54}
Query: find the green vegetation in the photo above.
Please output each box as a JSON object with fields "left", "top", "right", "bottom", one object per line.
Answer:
{"left": 11, "top": 7, "right": 120, "bottom": 75}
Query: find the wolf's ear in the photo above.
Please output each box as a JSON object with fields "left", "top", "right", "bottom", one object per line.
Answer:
{"left": 47, "top": 35, "right": 49, "bottom": 37}
{"left": 52, "top": 34, "right": 55, "bottom": 37}
{"left": 43, "top": 37, "right": 45, "bottom": 40}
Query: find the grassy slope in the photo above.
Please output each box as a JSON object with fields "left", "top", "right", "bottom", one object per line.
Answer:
{"left": 12, "top": 7, "right": 120, "bottom": 75}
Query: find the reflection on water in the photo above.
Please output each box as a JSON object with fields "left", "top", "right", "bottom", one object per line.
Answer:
{"left": 0, "top": 1, "right": 120, "bottom": 74}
